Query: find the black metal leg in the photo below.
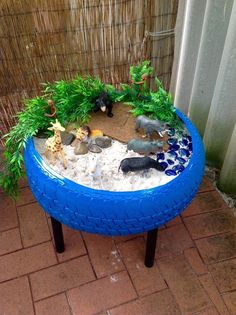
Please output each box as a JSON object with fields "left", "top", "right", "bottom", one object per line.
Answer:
{"left": 145, "top": 228, "right": 158, "bottom": 268}
{"left": 51, "top": 217, "right": 65, "bottom": 253}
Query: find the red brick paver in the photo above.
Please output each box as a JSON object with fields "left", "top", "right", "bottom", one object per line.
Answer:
{"left": 0, "top": 228, "right": 22, "bottom": 255}
{"left": 0, "top": 242, "right": 57, "bottom": 282}
{"left": 184, "top": 208, "right": 236, "bottom": 239}
{"left": 196, "top": 232, "right": 236, "bottom": 264}
{"left": 118, "top": 237, "right": 167, "bottom": 296}
{"left": 182, "top": 191, "right": 227, "bottom": 217}
{"left": 17, "top": 203, "right": 50, "bottom": 247}
{"left": 0, "top": 277, "right": 34, "bottom": 315}
{"left": 0, "top": 194, "right": 18, "bottom": 232}
{"left": 222, "top": 291, "right": 236, "bottom": 315}
{"left": 82, "top": 232, "right": 125, "bottom": 278}
{"left": 110, "top": 289, "right": 182, "bottom": 315}
{"left": 30, "top": 256, "right": 95, "bottom": 301}
{"left": 67, "top": 271, "right": 137, "bottom": 315}
{"left": 35, "top": 293, "right": 71, "bottom": 315}
{"left": 158, "top": 254, "right": 212, "bottom": 314}
{"left": 0, "top": 176, "right": 235, "bottom": 315}
{"left": 156, "top": 223, "right": 193, "bottom": 257}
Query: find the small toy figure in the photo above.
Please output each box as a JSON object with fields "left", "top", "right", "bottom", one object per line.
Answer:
{"left": 76, "top": 126, "right": 91, "bottom": 142}
{"left": 119, "top": 157, "right": 164, "bottom": 173}
{"left": 44, "top": 119, "right": 67, "bottom": 169}
{"left": 94, "top": 92, "right": 113, "bottom": 117}
{"left": 90, "top": 129, "right": 103, "bottom": 138}
{"left": 127, "top": 139, "right": 164, "bottom": 155}
{"left": 135, "top": 115, "right": 167, "bottom": 139}
{"left": 87, "top": 156, "right": 103, "bottom": 188}
{"left": 45, "top": 100, "right": 57, "bottom": 118}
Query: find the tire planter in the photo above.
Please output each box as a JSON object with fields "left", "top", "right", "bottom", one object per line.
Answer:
{"left": 24, "top": 109, "right": 205, "bottom": 236}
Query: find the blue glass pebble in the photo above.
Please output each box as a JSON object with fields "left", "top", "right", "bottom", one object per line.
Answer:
{"left": 165, "top": 169, "right": 177, "bottom": 176}
{"left": 167, "top": 150, "right": 177, "bottom": 158}
{"left": 179, "top": 148, "right": 190, "bottom": 157}
{"left": 167, "top": 159, "right": 175, "bottom": 165}
{"left": 176, "top": 157, "right": 186, "bottom": 164}
{"left": 170, "top": 144, "right": 180, "bottom": 151}
{"left": 156, "top": 152, "right": 165, "bottom": 161}
{"left": 179, "top": 139, "right": 188, "bottom": 146}
{"left": 159, "top": 161, "right": 168, "bottom": 171}
{"left": 168, "top": 128, "right": 175, "bottom": 137}
{"left": 167, "top": 138, "right": 177, "bottom": 145}
{"left": 188, "top": 143, "right": 193, "bottom": 151}
{"left": 172, "top": 164, "right": 185, "bottom": 173}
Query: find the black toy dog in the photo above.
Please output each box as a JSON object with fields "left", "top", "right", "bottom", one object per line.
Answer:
{"left": 94, "top": 92, "right": 113, "bottom": 117}
{"left": 119, "top": 157, "right": 164, "bottom": 173}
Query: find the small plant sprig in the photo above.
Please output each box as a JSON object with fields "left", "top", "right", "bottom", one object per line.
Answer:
{"left": 116, "top": 60, "right": 153, "bottom": 102}
{"left": 116, "top": 61, "right": 183, "bottom": 129}
{"left": 129, "top": 78, "right": 182, "bottom": 129}
{"left": 0, "top": 97, "right": 50, "bottom": 198}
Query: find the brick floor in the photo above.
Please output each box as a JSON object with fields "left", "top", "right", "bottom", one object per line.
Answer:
{"left": 0, "top": 176, "right": 235, "bottom": 315}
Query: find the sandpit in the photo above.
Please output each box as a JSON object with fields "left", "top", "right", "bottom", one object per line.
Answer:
{"left": 34, "top": 136, "right": 190, "bottom": 192}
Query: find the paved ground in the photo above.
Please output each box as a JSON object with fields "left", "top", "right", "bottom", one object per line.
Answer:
{"left": 0, "top": 177, "right": 236, "bottom": 315}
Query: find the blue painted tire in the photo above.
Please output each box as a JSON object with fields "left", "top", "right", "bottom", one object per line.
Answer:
{"left": 24, "top": 109, "right": 205, "bottom": 236}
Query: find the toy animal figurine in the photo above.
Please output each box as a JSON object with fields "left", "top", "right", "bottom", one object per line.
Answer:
{"left": 119, "top": 157, "right": 164, "bottom": 173}
{"left": 135, "top": 115, "right": 167, "bottom": 139}
{"left": 87, "top": 156, "right": 103, "bottom": 188}
{"left": 76, "top": 126, "right": 91, "bottom": 142}
{"left": 94, "top": 92, "right": 113, "bottom": 117}
{"left": 44, "top": 100, "right": 56, "bottom": 118}
{"left": 44, "top": 119, "right": 67, "bottom": 169}
{"left": 127, "top": 139, "right": 164, "bottom": 155}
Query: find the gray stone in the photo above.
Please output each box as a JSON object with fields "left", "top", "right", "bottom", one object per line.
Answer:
{"left": 61, "top": 132, "right": 75, "bottom": 145}
{"left": 95, "top": 136, "right": 112, "bottom": 148}
{"left": 74, "top": 142, "right": 88, "bottom": 155}
{"left": 88, "top": 144, "right": 102, "bottom": 153}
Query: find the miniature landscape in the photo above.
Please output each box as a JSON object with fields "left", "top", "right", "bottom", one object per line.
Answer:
{"left": 34, "top": 103, "right": 193, "bottom": 191}
{"left": 0, "top": 61, "right": 190, "bottom": 196}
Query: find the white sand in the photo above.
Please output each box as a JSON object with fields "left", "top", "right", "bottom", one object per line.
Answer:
{"left": 34, "top": 137, "right": 177, "bottom": 191}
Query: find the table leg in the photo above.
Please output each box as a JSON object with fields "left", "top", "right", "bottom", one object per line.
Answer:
{"left": 50, "top": 216, "right": 65, "bottom": 253}
{"left": 145, "top": 228, "right": 158, "bottom": 268}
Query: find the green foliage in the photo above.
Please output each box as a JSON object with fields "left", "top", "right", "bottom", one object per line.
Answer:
{"left": 116, "top": 60, "right": 153, "bottom": 102}
{"left": 43, "top": 75, "right": 108, "bottom": 125}
{"left": 130, "top": 60, "right": 153, "bottom": 83}
{"left": 118, "top": 66, "right": 183, "bottom": 129}
{"left": 129, "top": 78, "right": 182, "bottom": 128}
{"left": 0, "top": 97, "right": 50, "bottom": 198}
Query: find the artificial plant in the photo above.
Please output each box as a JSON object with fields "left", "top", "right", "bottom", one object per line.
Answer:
{"left": 117, "top": 61, "right": 182, "bottom": 129}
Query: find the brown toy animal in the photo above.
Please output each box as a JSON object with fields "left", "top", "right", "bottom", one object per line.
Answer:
{"left": 76, "top": 126, "right": 91, "bottom": 141}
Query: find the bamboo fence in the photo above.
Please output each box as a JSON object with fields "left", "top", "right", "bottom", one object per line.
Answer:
{"left": 0, "top": 0, "right": 178, "bottom": 144}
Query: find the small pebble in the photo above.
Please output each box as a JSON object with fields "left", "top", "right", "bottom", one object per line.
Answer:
{"left": 95, "top": 136, "right": 112, "bottom": 148}
{"left": 88, "top": 144, "right": 102, "bottom": 153}
{"left": 74, "top": 142, "right": 88, "bottom": 155}
{"left": 61, "top": 132, "right": 75, "bottom": 145}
